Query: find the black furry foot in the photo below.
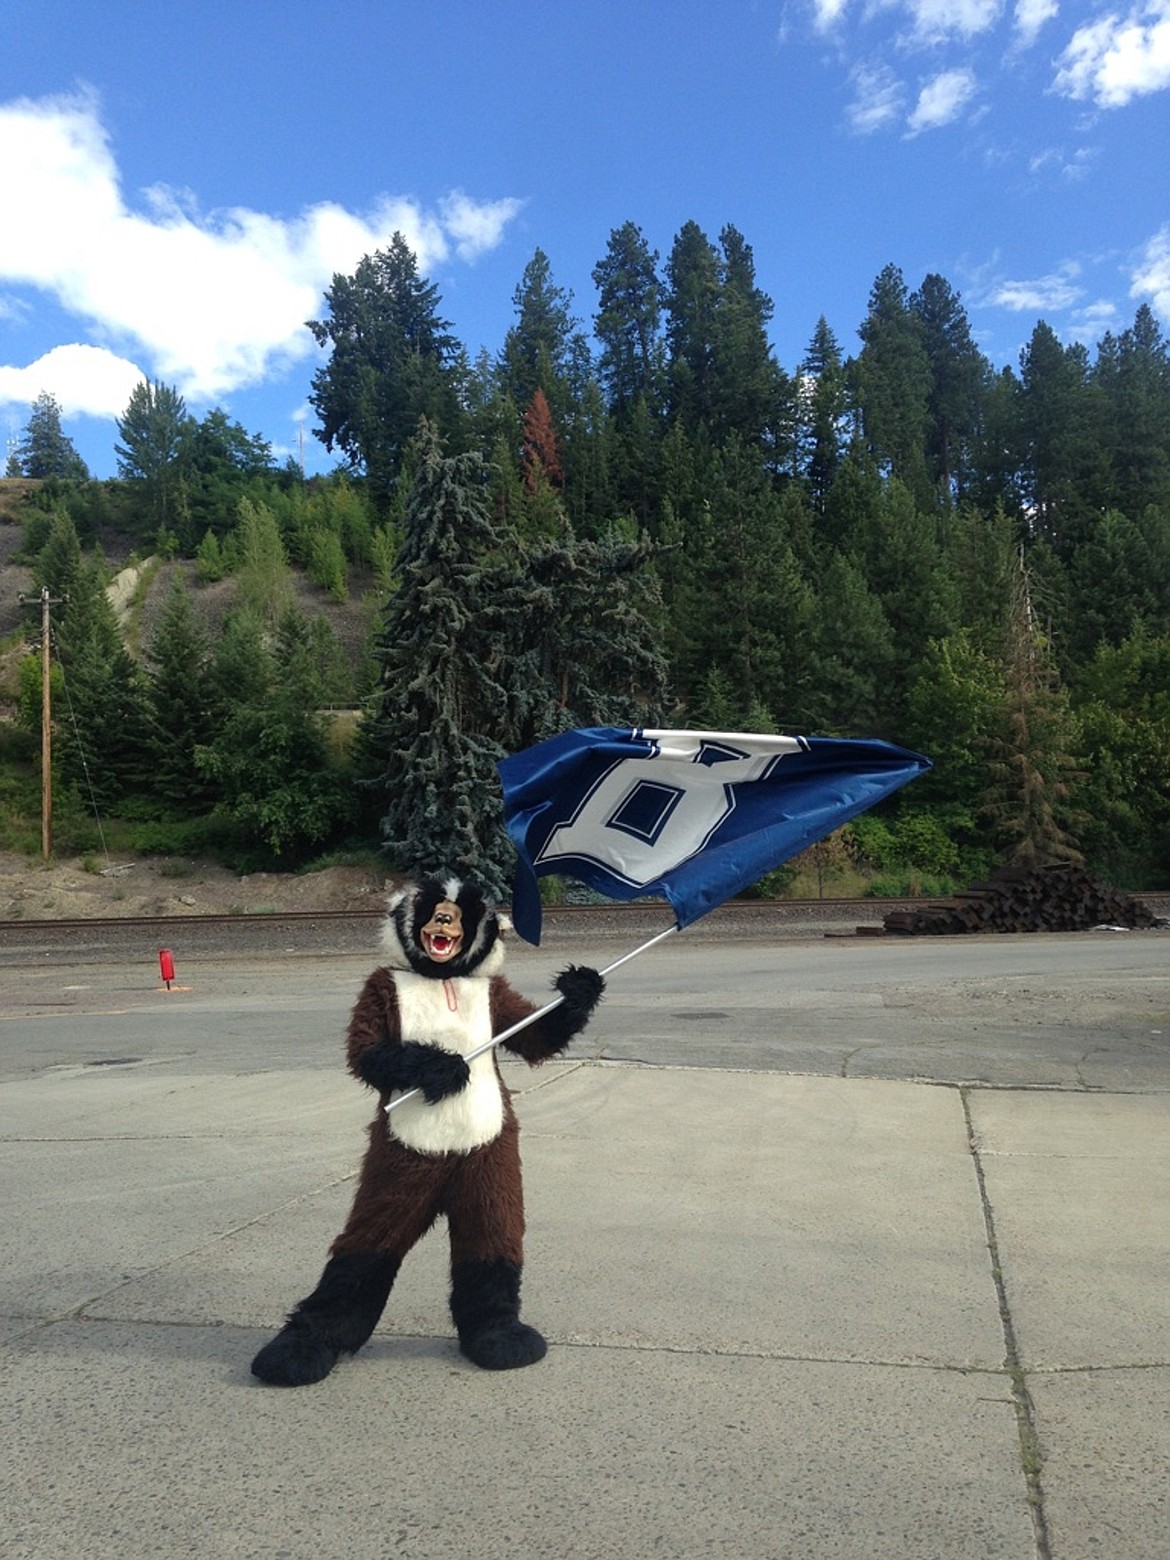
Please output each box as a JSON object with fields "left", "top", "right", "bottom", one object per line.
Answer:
{"left": 459, "top": 1320, "right": 548, "bottom": 1371}
{"left": 251, "top": 1322, "right": 341, "bottom": 1387}
{"left": 252, "top": 1251, "right": 400, "bottom": 1386}
{"left": 450, "top": 1257, "right": 548, "bottom": 1370}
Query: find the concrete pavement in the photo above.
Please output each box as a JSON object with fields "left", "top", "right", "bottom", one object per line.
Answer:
{"left": 2, "top": 931, "right": 1169, "bottom": 1559}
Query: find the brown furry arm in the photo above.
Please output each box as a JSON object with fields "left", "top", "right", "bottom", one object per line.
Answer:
{"left": 346, "top": 968, "right": 400, "bottom": 1077}
{"left": 345, "top": 968, "right": 469, "bottom": 1102}
{"left": 491, "top": 966, "right": 604, "bottom": 1064}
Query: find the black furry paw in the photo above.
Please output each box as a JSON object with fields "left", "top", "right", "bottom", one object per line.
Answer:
{"left": 553, "top": 964, "right": 605, "bottom": 1016}
{"left": 359, "top": 1040, "right": 470, "bottom": 1102}
{"left": 459, "top": 1321, "right": 548, "bottom": 1371}
{"left": 251, "top": 1323, "right": 340, "bottom": 1387}
{"left": 411, "top": 1045, "right": 471, "bottom": 1104}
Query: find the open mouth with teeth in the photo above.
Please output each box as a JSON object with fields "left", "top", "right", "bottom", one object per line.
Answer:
{"left": 420, "top": 901, "right": 464, "bottom": 963}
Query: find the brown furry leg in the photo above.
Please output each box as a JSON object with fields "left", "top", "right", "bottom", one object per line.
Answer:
{"left": 253, "top": 1119, "right": 448, "bottom": 1387}
{"left": 330, "top": 1117, "right": 450, "bottom": 1259}
{"left": 444, "top": 1113, "right": 546, "bottom": 1369}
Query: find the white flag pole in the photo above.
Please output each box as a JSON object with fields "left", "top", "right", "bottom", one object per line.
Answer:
{"left": 385, "top": 921, "right": 680, "bottom": 1116}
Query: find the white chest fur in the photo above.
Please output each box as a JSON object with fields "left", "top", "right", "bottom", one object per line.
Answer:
{"left": 387, "top": 971, "right": 504, "bottom": 1154}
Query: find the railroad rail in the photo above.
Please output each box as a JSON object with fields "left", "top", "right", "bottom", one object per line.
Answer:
{"left": 1, "top": 893, "right": 1167, "bottom": 945}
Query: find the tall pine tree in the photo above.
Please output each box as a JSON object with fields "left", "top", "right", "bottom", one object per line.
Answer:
{"left": 852, "top": 264, "right": 932, "bottom": 507}
{"left": 308, "top": 235, "right": 467, "bottom": 508}
{"left": 361, "top": 422, "right": 520, "bottom": 894}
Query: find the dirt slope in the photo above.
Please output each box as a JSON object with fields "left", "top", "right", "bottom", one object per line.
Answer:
{"left": 0, "top": 850, "right": 391, "bottom": 921}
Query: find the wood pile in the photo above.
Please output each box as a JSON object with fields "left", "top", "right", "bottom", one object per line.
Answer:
{"left": 880, "top": 863, "right": 1166, "bottom": 936}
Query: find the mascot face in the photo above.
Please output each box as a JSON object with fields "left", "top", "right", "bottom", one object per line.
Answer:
{"left": 420, "top": 900, "right": 463, "bottom": 963}
{"left": 385, "top": 876, "right": 505, "bottom": 980}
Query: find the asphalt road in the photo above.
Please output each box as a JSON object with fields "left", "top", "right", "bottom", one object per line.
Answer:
{"left": 3, "top": 921, "right": 1168, "bottom": 1091}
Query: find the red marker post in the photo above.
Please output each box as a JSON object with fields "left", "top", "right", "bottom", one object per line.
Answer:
{"left": 158, "top": 948, "right": 176, "bottom": 991}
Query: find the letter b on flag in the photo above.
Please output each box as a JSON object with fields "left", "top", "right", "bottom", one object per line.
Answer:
{"left": 534, "top": 734, "right": 791, "bottom": 888}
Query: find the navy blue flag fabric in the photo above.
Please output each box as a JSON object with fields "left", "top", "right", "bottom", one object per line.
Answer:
{"left": 498, "top": 727, "right": 931, "bottom": 945}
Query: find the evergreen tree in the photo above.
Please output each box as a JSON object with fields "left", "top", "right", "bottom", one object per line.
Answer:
{"left": 499, "top": 248, "right": 591, "bottom": 432}
{"left": 903, "top": 630, "right": 1006, "bottom": 866}
{"left": 14, "top": 393, "right": 89, "bottom": 480}
{"left": 669, "top": 433, "right": 814, "bottom": 724}
{"left": 845, "top": 477, "right": 959, "bottom": 727}
{"left": 664, "top": 221, "right": 722, "bottom": 433}
{"left": 910, "top": 275, "right": 989, "bottom": 503}
{"left": 196, "top": 609, "right": 355, "bottom": 861}
{"left": 983, "top": 551, "right": 1083, "bottom": 866}
{"left": 852, "top": 264, "right": 932, "bottom": 505}
{"left": 1017, "top": 323, "right": 1107, "bottom": 552}
{"left": 33, "top": 510, "right": 84, "bottom": 598}
{"left": 808, "top": 550, "right": 896, "bottom": 732}
{"left": 663, "top": 221, "right": 788, "bottom": 453}
{"left": 968, "top": 366, "right": 1027, "bottom": 520}
{"left": 181, "top": 408, "right": 274, "bottom": 544}
{"left": 510, "top": 521, "right": 669, "bottom": 748}
{"left": 943, "top": 505, "right": 1019, "bottom": 655}
{"left": 1062, "top": 508, "right": 1157, "bottom": 660}
{"left": 361, "top": 422, "right": 520, "bottom": 894}
{"left": 1096, "top": 305, "right": 1170, "bottom": 517}
{"left": 308, "top": 235, "right": 467, "bottom": 507}
{"left": 274, "top": 608, "right": 354, "bottom": 708}
{"left": 1135, "top": 501, "right": 1170, "bottom": 638}
{"left": 592, "top": 221, "right": 665, "bottom": 419}
{"left": 54, "top": 556, "right": 151, "bottom": 809}
{"left": 233, "top": 497, "right": 295, "bottom": 628}
{"left": 1072, "top": 632, "right": 1170, "bottom": 884}
{"left": 798, "top": 317, "right": 849, "bottom": 512}
{"left": 115, "top": 380, "right": 191, "bottom": 536}
{"left": 567, "top": 378, "right": 618, "bottom": 536}
{"left": 144, "top": 578, "right": 218, "bottom": 812}
{"left": 710, "top": 224, "right": 791, "bottom": 457}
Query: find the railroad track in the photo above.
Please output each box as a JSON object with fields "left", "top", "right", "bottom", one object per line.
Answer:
{"left": 2, "top": 894, "right": 1167, "bottom": 944}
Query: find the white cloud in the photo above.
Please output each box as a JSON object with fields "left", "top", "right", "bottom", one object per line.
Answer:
{"left": 906, "top": 67, "right": 979, "bottom": 130}
{"left": 438, "top": 190, "right": 526, "bottom": 262}
{"left": 1131, "top": 224, "right": 1170, "bottom": 317}
{"left": 1072, "top": 297, "right": 1121, "bottom": 333}
{"left": 810, "top": 0, "right": 852, "bottom": 31}
{"left": 0, "top": 92, "right": 523, "bottom": 416}
{"left": 0, "top": 344, "right": 144, "bottom": 417}
{"left": 1027, "top": 144, "right": 1099, "bottom": 180}
{"left": 1053, "top": 3, "right": 1170, "bottom": 107}
{"left": 900, "top": 0, "right": 1004, "bottom": 42}
{"left": 812, "top": 0, "right": 1004, "bottom": 38}
{"left": 987, "top": 261, "right": 1084, "bottom": 311}
{"left": 847, "top": 62, "right": 907, "bottom": 131}
{"left": 1012, "top": 0, "right": 1059, "bottom": 47}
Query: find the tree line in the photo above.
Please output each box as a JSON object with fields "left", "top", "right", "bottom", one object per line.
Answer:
{"left": 4, "top": 219, "right": 1169, "bottom": 893}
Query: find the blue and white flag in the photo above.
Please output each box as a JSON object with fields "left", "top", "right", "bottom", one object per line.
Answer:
{"left": 498, "top": 727, "right": 931, "bottom": 944}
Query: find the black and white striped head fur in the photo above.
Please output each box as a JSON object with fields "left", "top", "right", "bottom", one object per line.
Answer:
{"left": 381, "top": 875, "right": 507, "bottom": 980}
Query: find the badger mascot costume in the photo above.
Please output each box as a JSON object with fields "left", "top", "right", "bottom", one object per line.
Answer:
{"left": 251, "top": 875, "right": 604, "bottom": 1386}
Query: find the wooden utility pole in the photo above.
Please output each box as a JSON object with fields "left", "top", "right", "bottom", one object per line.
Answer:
{"left": 19, "top": 586, "right": 67, "bottom": 860}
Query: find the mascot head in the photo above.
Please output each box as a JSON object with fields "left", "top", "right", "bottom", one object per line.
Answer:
{"left": 382, "top": 875, "right": 507, "bottom": 980}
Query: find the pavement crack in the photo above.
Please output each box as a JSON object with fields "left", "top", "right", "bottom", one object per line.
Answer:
{"left": 962, "top": 1086, "right": 1053, "bottom": 1560}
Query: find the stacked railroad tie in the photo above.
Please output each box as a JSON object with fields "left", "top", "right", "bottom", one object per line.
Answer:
{"left": 879, "top": 862, "right": 1166, "bottom": 936}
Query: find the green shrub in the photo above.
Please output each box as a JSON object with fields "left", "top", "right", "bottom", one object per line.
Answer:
{"left": 863, "top": 872, "right": 959, "bottom": 899}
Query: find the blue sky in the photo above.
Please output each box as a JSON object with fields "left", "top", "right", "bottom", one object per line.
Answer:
{"left": 2, "top": 0, "right": 1167, "bottom": 479}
